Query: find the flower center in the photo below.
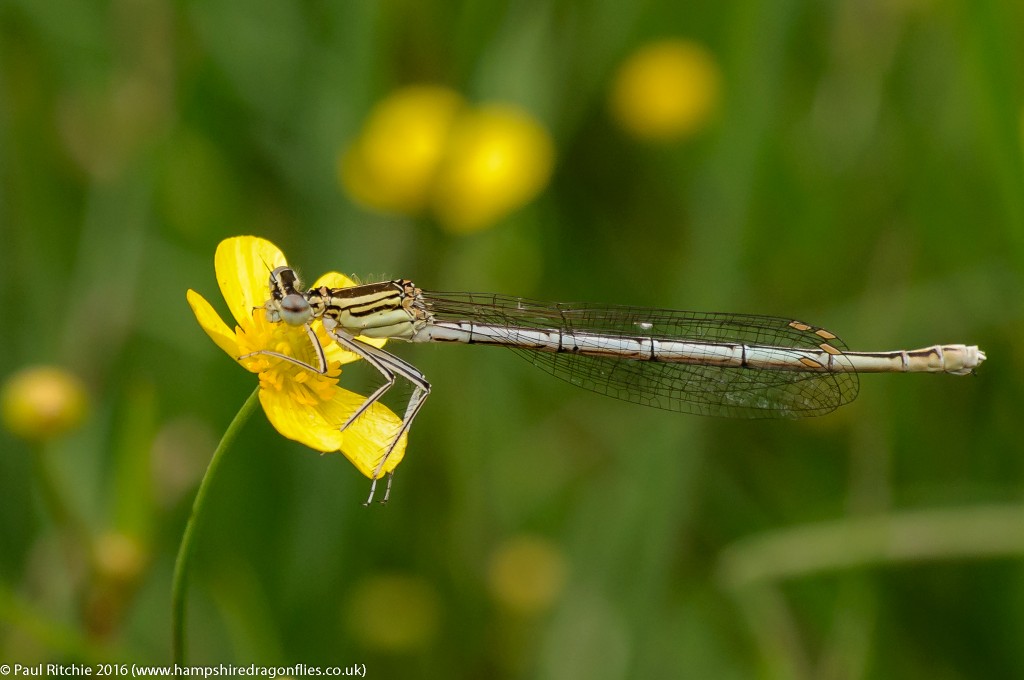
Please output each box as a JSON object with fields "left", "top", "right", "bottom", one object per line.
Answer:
{"left": 236, "top": 312, "right": 341, "bottom": 404}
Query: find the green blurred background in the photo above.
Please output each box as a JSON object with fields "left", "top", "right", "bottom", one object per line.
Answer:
{"left": 1, "top": 0, "right": 1022, "bottom": 677}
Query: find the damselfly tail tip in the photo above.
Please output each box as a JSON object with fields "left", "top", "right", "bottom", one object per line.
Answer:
{"left": 972, "top": 347, "right": 987, "bottom": 374}
{"left": 967, "top": 345, "right": 987, "bottom": 370}
{"left": 951, "top": 345, "right": 986, "bottom": 375}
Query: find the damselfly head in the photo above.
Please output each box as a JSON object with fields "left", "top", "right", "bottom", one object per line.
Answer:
{"left": 263, "top": 266, "right": 313, "bottom": 326}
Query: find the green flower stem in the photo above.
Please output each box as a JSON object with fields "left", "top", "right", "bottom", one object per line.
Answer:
{"left": 32, "top": 442, "right": 93, "bottom": 562}
{"left": 172, "top": 387, "right": 261, "bottom": 667}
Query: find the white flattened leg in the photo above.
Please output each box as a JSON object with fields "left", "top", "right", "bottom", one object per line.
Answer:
{"left": 324, "top": 328, "right": 431, "bottom": 505}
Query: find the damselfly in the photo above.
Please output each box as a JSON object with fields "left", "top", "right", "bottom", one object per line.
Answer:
{"left": 244, "top": 266, "right": 986, "bottom": 504}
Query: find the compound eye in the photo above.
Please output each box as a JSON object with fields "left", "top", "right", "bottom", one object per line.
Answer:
{"left": 279, "top": 293, "right": 312, "bottom": 326}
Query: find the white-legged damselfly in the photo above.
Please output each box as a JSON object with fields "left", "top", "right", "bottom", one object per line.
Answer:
{"left": 244, "top": 267, "right": 986, "bottom": 503}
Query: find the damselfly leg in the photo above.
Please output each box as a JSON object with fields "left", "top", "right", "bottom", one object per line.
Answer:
{"left": 318, "top": 320, "right": 431, "bottom": 505}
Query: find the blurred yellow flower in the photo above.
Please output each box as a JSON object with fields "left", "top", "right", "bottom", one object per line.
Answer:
{"left": 340, "top": 86, "right": 555, "bottom": 233}
{"left": 186, "top": 236, "right": 407, "bottom": 479}
{"left": 346, "top": 573, "right": 440, "bottom": 651}
{"left": 1, "top": 366, "right": 88, "bottom": 441}
{"left": 340, "top": 85, "right": 464, "bottom": 214}
{"left": 93, "top": 531, "right": 148, "bottom": 584}
{"left": 432, "top": 105, "right": 555, "bottom": 234}
{"left": 85, "top": 531, "right": 151, "bottom": 637}
{"left": 487, "top": 534, "right": 567, "bottom": 616}
{"left": 609, "top": 39, "right": 722, "bottom": 141}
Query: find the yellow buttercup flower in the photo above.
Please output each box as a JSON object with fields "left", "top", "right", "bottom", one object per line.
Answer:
{"left": 487, "top": 535, "right": 567, "bottom": 616}
{"left": 1, "top": 365, "right": 88, "bottom": 441}
{"left": 340, "top": 85, "right": 465, "bottom": 215}
{"left": 345, "top": 573, "right": 440, "bottom": 651}
{"left": 609, "top": 39, "right": 722, "bottom": 141}
{"left": 186, "top": 236, "right": 407, "bottom": 479}
{"left": 339, "top": 86, "right": 555, "bottom": 233}
{"left": 431, "top": 104, "right": 555, "bottom": 234}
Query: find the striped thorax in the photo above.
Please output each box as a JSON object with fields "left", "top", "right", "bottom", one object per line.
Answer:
{"left": 307, "top": 279, "right": 429, "bottom": 340}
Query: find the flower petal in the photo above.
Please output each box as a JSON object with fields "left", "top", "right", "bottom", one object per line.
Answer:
{"left": 215, "top": 236, "right": 288, "bottom": 329}
{"left": 312, "top": 271, "right": 360, "bottom": 289}
{"left": 260, "top": 385, "right": 345, "bottom": 452}
{"left": 187, "top": 289, "right": 239, "bottom": 358}
{"left": 260, "top": 383, "right": 408, "bottom": 478}
{"left": 319, "top": 391, "right": 408, "bottom": 478}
